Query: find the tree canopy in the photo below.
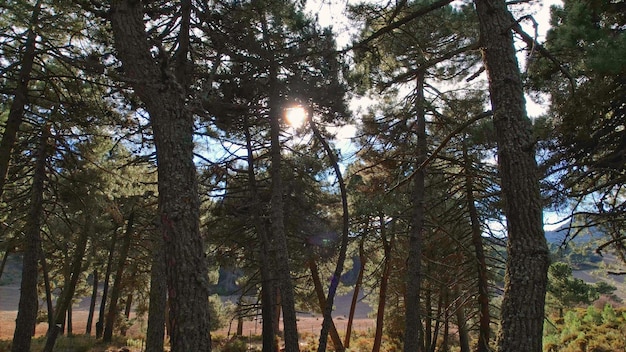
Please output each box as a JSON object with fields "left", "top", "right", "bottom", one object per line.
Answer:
{"left": 1, "top": 0, "right": 624, "bottom": 351}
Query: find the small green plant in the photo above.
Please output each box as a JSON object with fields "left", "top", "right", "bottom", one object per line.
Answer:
{"left": 219, "top": 336, "right": 251, "bottom": 352}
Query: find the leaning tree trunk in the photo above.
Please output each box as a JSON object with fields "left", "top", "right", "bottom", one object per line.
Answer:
{"left": 404, "top": 72, "right": 427, "bottom": 352}
{"left": 104, "top": 212, "right": 135, "bottom": 342}
{"left": 43, "top": 217, "right": 91, "bottom": 352}
{"left": 462, "top": 140, "right": 491, "bottom": 351}
{"left": 310, "top": 119, "right": 348, "bottom": 352}
{"left": 0, "top": 250, "right": 9, "bottom": 282}
{"left": 344, "top": 236, "right": 366, "bottom": 348}
{"left": 307, "top": 259, "right": 344, "bottom": 351}
{"left": 0, "top": 0, "right": 41, "bottom": 200}
{"left": 11, "top": 124, "right": 48, "bottom": 352}
{"left": 86, "top": 268, "right": 98, "bottom": 335}
{"left": 109, "top": 2, "right": 212, "bottom": 350}
{"left": 474, "top": 1, "right": 550, "bottom": 351}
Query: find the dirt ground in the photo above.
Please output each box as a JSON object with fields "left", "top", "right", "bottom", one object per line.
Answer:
{"left": 0, "top": 284, "right": 374, "bottom": 340}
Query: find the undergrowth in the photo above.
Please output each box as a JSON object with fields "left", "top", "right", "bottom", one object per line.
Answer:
{"left": 544, "top": 304, "right": 626, "bottom": 352}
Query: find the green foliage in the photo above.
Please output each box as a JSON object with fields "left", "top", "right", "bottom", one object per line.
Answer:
{"left": 544, "top": 305, "right": 626, "bottom": 351}
{"left": 208, "top": 294, "right": 234, "bottom": 332}
{"left": 601, "top": 303, "right": 617, "bottom": 325}
{"left": 343, "top": 330, "right": 402, "bottom": 352}
{"left": 583, "top": 306, "right": 602, "bottom": 325}
{"left": 217, "top": 336, "right": 255, "bottom": 352}
{"left": 529, "top": 0, "right": 626, "bottom": 260}
{"left": 545, "top": 262, "right": 616, "bottom": 315}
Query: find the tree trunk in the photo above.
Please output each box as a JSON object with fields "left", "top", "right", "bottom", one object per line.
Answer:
{"left": 110, "top": 2, "right": 212, "bottom": 351}
{"left": 307, "top": 259, "right": 344, "bottom": 351}
{"left": 86, "top": 269, "right": 98, "bottom": 335}
{"left": 404, "top": 72, "right": 427, "bottom": 352}
{"left": 104, "top": 212, "right": 135, "bottom": 342}
{"left": 260, "top": 264, "right": 278, "bottom": 352}
{"left": 474, "top": 1, "right": 549, "bottom": 351}
{"left": 11, "top": 124, "right": 48, "bottom": 352}
{"left": 372, "top": 216, "right": 393, "bottom": 352}
{"left": 441, "top": 289, "right": 450, "bottom": 352}
{"left": 43, "top": 217, "right": 90, "bottom": 352}
{"left": 40, "top": 244, "right": 54, "bottom": 329}
{"left": 462, "top": 140, "right": 492, "bottom": 351}
{"left": 345, "top": 237, "right": 366, "bottom": 348}
{"left": 0, "top": 250, "right": 9, "bottom": 282}
{"left": 0, "top": 0, "right": 41, "bottom": 200}
{"left": 67, "top": 305, "right": 73, "bottom": 336}
{"left": 454, "top": 296, "right": 471, "bottom": 352}
{"left": 236, "top": 315, "right": 244, "bottom": 336}
{"left": 429, "top": 291, "right": 443, "bottom": 352}
{"left": 243, "top": 118, "right": 278, "bottom": 352}
{"left": 263, "top": 12, "right": 300, "bottom": 349}
{"left": 146, "top": 227, "right": 167, "bottom": 352}
{"left": 424, "top": 288, "right": 432, "bottom": 351}
{"left": 309, "top": 119, "right": 348, "bottom": 352}
{"left": 121, "top": 293, "right": 133, "bottom": 336}
{"left": 97, "top": 227, "right": 118, "bottom": 339}
{"left": 274, "top": 289, "right": 282, "bottom": 337}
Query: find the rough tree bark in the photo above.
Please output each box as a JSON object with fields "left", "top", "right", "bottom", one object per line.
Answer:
{"left": 0, "top": 0, "right": 41, "bottom": 200}
{"left": 109, "top": 1, "right": 212, "bottom": 351}
{"left": 474, "top": 1, "right": 550, "bottom": 351}
{"left": 11, "top": 125, "right": 48, "bottom": 352}
{"left": 404, "top": 72, "right": 427, "bottom": 352}
{"left": 262, "top": 12, "right": 300, "bottom": 350}
{"left": 146, "top": 226, "right": 167, "bottom": 352}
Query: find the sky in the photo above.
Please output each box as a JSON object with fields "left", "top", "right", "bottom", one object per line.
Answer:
{"left": 303, "top": 0, "right": 569, "bottom": 231}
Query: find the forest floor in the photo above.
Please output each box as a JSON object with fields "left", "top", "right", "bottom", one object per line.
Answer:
{"left": 0, "top": 283, "right": 375, "bottom": 341}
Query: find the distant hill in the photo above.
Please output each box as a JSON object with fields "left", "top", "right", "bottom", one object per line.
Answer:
{"left": 545, "top": 223, "right": 605, "bottom": 246}
{"left": 545, "top": 224, "right": 626, "bottom": 303}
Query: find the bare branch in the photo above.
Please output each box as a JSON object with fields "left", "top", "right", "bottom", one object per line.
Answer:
{"left": 510, "top": 14, "right": 576, "bottom": 93}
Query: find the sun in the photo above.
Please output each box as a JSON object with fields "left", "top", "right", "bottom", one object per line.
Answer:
{"left": 285, "top": 106, "right": 307, "bottom": 128}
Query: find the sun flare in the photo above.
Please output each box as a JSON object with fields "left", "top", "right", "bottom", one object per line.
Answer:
{"left": 285, "top": 106, "right": 307, "bottom": 128}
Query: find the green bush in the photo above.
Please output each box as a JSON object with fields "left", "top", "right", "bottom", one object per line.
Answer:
{"left": 544, "top": 306, "right": 626, "bottom": 351}
{"left": 219, "top": 337, "right": 253, "bottom": 352}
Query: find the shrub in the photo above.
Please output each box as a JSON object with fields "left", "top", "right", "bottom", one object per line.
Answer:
{"left": 601, "top": 303, "right": 617, "bottom": 325}
{"left": 219, "top": 337, "right": 253, "bottom": 352}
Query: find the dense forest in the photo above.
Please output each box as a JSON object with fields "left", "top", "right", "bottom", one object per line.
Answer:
{"left": 0, "top": 0, "right": 624, "bottom": 351}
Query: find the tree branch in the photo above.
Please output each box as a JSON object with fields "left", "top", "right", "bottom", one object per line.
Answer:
{"left": 342, "top": 0, "right": 454, "bottom": 53}
{"left": 387, "top": 110, "right": 492, "bottom": 193}
{"left": 510, "top": 14, "right": 576, "bottom": 93}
